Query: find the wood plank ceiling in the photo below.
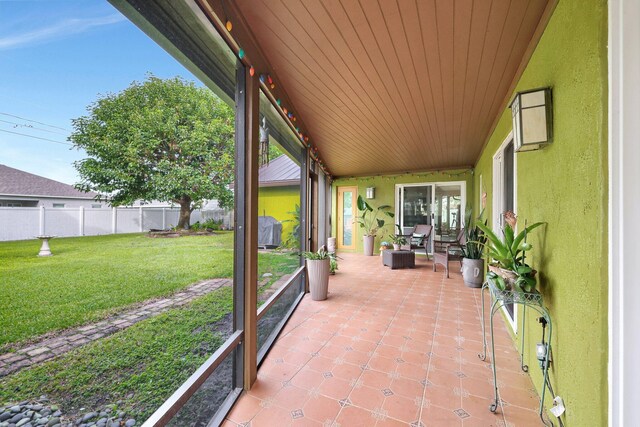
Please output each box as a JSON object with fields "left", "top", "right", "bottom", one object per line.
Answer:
{"left": 233, "top": 0, "right": 552, "bottom": 177}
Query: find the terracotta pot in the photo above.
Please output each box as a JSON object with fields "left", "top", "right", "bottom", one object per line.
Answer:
{"left": 306, "top": 258, "right": 330, "bottom": 301}
{"left": 488, "top": 265, "right": 517, "bottom": 280}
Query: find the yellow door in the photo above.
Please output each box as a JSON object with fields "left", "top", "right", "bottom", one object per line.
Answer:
{"left": 337, "top": 186, "right": 357, "bottom": 250}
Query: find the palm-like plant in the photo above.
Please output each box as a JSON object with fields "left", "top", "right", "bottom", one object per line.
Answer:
{"left": 462, "top": 209, "right": 488, "bottom": 260}
{"left": 476, "top": 219, "right": 543, "bottom": 271}
{"left": 355, "top": 195, "right": 394, "bottom": 237}
{"left": 476, "top": 212, "right": 544, "bottom": 293}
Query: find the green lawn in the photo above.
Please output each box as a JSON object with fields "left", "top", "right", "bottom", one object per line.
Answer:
{"left": 0, "top": 287, "right": 234, "bottom": 421}
{"left": 0, "top": 233, "right": 301, "bottom": 421}
{"left": 0, "top": 233, "right": 299, "bottom": 347}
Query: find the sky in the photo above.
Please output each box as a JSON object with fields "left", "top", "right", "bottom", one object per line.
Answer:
{"left": 0, "top": 0, "right": 200, "bottom": 184}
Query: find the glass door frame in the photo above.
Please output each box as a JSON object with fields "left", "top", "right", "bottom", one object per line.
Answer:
{"left": 336, "top": 186, "right": 357, "bottom": 250}
{"left": 395, "top": 181, "right": 467, "bottom": 254}
{"left": 493, "top": 131, "right": 518, "bottom": 331}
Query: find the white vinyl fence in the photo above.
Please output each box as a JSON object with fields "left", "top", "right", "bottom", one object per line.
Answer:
{"left": 0, "top": 206, "right": 233, "bottom": 242}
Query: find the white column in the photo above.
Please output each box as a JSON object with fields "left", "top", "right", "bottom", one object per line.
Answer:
{"left": 139, "top": 206, "right": 144, "bottom": 232}
{"left": 609, "top": 1, "right": 640, "bottom": 425}
{"left": 79, "top": 206, "right": 85, "bottom": 236}
{"left": 112, "top": 207, "right": 117, "bottom": 234}
{"left": 39, "top": 205, "right": 45, "bottom": 235}
{"left": 162, "top": 208, "right": 166, "bottom": 230}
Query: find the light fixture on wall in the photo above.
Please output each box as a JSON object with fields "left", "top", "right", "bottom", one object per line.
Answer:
{"left": 510, "top": 87, "right": 553, "bottom": 152}
{"left": 366, "top": 187, "right": 375, "bottom": 199}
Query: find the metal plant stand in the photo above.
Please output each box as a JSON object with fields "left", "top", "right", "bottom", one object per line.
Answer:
{"left": 478, "top": 281, "right": 554, "bottom": 426}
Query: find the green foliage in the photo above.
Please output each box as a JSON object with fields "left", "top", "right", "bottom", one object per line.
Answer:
{"left": 355, "top": 195, "right": 394, "bottom": 237}
{"left": 0, "top": 287, "right": 234, "bottom": 421}
{"left": 478, "top": 216, "right": 544, "bottom": 293}
{"left": 329, "top": 253, "right": 339, "bottom": 274}
{"left": 70, "top": 75, "right": 235, "bottom": 228}
{"left": 190, "top": 218, "right": 224, "bottom": 231}
{"left": 390, "top": 225, "right": 407, "bottom": 245}
{"left": 0, "top": 232, "right": 292, "bottom": 347}
{"left": 486, "top": 271, "right": 506, "bottom": 291}
{"left": 268, "top": 144, "right": 284, "bottom": 162}
{"left": 301, "top": 248, "right": 330, "bottom": 260}
{"left": 476, "top": 221, "right": 544, "bottom": 271}
{"left": 462, "top": 209, "right": 488, "bottom": 260}
{"left": 281, "top": 204, "right": 301, "bottom": 249}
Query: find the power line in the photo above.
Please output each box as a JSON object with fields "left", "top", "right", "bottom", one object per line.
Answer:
{"left": 0, "top": 112, "right": 71, "bottom": 132}
{"left": 0, "top": 119, "right": 69, "bottom": 136}
{"left": 0, "top": 128, "right": 73, "bottom": 146}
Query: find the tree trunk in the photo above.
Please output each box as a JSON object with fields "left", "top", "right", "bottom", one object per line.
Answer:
{"left": 177, "top": 197, "right": 192, "bottom": 229}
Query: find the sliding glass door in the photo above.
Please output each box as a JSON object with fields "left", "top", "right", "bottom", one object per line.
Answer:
{"left": 398, "top": 185, "right": 433, "bottom": 234}
{"left": 396, "top": 182, "right": 466, "bottom": 253}
{"left": 433, "top": 184, "right": 463, "bottom": 238}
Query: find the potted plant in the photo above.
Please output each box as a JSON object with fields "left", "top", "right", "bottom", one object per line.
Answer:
{"left": 329, "top": 252, "right": 339, "bottom": 275}
{"left": 303, "top": 248, "right": 330, "bottom": 300}
{"left": 355, "top": 195, "right": 394, "bottom": 256}
{"left": 389, "top": 228, "right": 408, "bottom": 251}
{"left": 477, "top": 211, "right": 544, "bottom": 294}
{"left": 460, "top": 210, "right": 488, "bottom": 288}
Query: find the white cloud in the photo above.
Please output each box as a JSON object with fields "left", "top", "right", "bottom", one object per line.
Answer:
{"left": 0, "top": 14, "right": 126, "bottom": 51}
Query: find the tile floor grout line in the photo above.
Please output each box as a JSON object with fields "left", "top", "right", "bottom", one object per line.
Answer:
{"left": 336, "top": 270, "right": 423, "bottom": 425}
{"left": 225, "top": 254, "right": 543, "bottom": 426}
{"left": 417, "top": 269, "right": 447, "bottom": 424}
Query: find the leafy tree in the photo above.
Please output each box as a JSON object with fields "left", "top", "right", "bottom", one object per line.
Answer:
{"left": 281, "top": 204, "right": 301, "bottom": 249}
{"left": 268, "top": 144, "right": 283, "bottom": 162}
{"left": 70, "top": 76, "right": 234, "bottom": 229}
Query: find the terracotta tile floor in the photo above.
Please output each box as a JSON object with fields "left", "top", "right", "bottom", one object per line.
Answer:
{"left": 225, "top": 253, "right": 542, "bottom": 426}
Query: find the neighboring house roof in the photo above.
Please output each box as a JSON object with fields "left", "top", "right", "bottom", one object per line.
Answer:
{"left": 259, "top": 155, "right": 300, "bottom": 187}
{"left": 0, "top": 164, "right": 99, "bottom": 199}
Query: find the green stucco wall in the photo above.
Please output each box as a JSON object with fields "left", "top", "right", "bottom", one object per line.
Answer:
{"left": 258, "top": 185, "right": 300, "bottom": 240}
{"left": 332, "top": 171, "right": 473, "bottom": 254}
{"left": 472, "top": 0, "right": 608, "bottom": 425}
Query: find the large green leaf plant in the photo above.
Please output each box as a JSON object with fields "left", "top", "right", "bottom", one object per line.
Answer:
{"left": 462, "top": 209, "right": 488, "bottom": 260}
{"left": 476, "top": 212, "right": 544, "bottom": 293}
{"left": 355, "top": 195, "right": 394, "bottom": 237}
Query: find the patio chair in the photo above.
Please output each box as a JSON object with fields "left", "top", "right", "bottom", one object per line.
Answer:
{"left": 433, "top": 228, "right": 465, "bottom": 278}
{"left": 400, "top": 224, "right": 432, "bottom": 253}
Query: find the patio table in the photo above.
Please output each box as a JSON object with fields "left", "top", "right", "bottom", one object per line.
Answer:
{"left": 382, "top": 249, "right": 415, "bottom": 269}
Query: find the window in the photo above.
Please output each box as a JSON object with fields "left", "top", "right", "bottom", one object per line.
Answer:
{"left": 7, "top": 203, "right": 22, "bottom": 207}
{"left": 52, "top": 203, "right": 65, "bottom": 208}
{"left": 91, "top": 204, "right": 102, "bottom": 209}
{"left": 493, "top": 133, "right": 517, "bottom": 329}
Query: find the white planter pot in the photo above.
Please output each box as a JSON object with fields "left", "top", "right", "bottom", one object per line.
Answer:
{"left": 307, "top": 258, "right": 330, "bottom": 301}
{"left": 327, "top": 237, "right": 336, "bottom": 253}
{"left": 363, "top": 235, "right": 375, "bottom": 256}
{"left": 462, "top": 258, "right": 485, "bottom": 288}
{"left": 393, "top": 244, "right": 401, "bottom": 251}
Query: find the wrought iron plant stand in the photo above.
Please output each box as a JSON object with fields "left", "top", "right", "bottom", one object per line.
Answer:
{"left": 478, "top": 281, "right": 557, "bottom": 426}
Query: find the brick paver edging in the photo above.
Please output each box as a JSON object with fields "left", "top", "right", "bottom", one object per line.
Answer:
{"left": 0, "top": 278, "right": 232, "bottom": 377}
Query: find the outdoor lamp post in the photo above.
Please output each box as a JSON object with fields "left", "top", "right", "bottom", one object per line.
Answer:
{"left": 510, "top": 87, "right": 553, "bottom": 152}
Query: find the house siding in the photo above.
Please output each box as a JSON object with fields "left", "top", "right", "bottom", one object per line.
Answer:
{"left": 473, "top": 0, "right": 608, "bottom": 425}
{"left": 258, "top": 185, "right": 300, "bottom": 243}
{"left": 0, "top": 195, "right": 100, "bottom": 208}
